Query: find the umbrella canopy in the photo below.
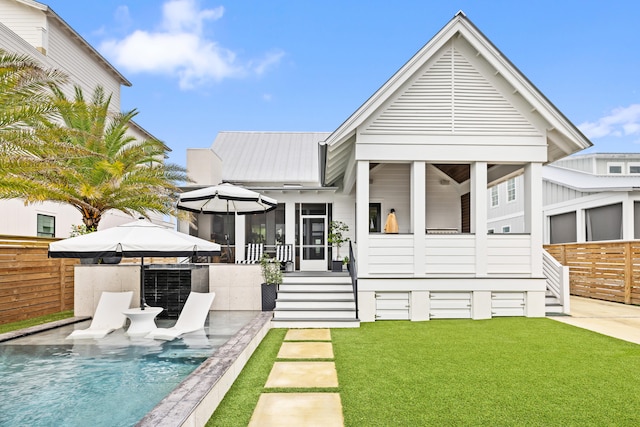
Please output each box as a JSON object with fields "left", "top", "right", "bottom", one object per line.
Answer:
{"left": 177, "top": 183, "right": 277, "bottom": 215}
{"left": 49, "top": 219, "right": 220, "bottom": 308}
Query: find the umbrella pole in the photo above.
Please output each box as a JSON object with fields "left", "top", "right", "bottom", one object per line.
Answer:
{"left": 140, "top": 257, "right": 146, "bottom": 310}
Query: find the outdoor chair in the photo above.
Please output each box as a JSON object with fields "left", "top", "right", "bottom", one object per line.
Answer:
{"left": 235, "top": 243, "right": 264, "bottom": 264}
{"left": 66, "top": 291, "right": 133, "bottom": 339}
{"left": 275, "top": 244, "right": 293, "bottom": 271}
{"left": 145, "top": 292, "right": 216, "bottom": 341}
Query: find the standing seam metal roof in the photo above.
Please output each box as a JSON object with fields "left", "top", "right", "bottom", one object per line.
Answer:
{"left": 211, "top": 132, "right": 331, "bottom": 184}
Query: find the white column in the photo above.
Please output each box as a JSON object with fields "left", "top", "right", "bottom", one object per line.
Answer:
{"left": 412, "top": 161, "right": 426, "bottom": 276}
{"left": 235, "top": 214, "right": 245, "bottom": 262}
{"left": 197, "top": 213, "right": 212, "bottom": 240}
{"left": 356, "top": 160, "right": 370, "bottom": 276}
{"left": 524, "top": 162, "right": 543, "bottom": 276}
{"left": 576, "top": 209, "right": 586, "bottom": 243}
{"left": 622, "top": 196, "right": 634, "bottom": 241}
{"left": 285, "top": 202, "right": 296, "bottom": 246}
{"left": 471, "top": 162, "right": 487, "bottom": 276}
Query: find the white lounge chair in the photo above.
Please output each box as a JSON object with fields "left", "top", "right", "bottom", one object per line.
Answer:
{"left": 66, "top": 291, "right": 133, "bottom": 339}
{"left": 145, "top": 292, "right": 215, "bottom": 341}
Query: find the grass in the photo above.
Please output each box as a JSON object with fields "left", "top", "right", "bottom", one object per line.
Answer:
{"left": 0, "top": 310, "right": 74, "bottom": 334}
{"left": 333, "top": 318, "right": 640, "bottom": 426}
{"left": 207, "top": 328, "right": 287, "bottom": 427}
{"left": 209, "top": 318, "right": 640, "bottom": 426}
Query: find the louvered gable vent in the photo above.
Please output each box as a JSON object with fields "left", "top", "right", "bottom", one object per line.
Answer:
{"left": 365, "top": 41, "right": 538, "bottom": 135}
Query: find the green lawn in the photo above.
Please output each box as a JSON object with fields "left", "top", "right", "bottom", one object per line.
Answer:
{"left": 0, "top": 310, "right": 74, "bottom": 334}
{"left": 333, "top": 318, "right": 640, "bottom": 426}
{"left": 210, "top": 318, "right": 640, "bottom": 426}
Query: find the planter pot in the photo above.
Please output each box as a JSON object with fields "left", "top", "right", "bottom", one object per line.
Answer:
{"left": 332, "top": 260, "right": 343, "bottom": 272}
{"left": 100, "top": 255, "right": 122, "bottom": 264}
{"left": 261, "top": 283, "right": 277, "bottom": 311}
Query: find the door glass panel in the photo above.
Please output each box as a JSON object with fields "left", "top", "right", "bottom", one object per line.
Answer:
{"left": 302, "top": 218, "right": 325, "bottom": 260}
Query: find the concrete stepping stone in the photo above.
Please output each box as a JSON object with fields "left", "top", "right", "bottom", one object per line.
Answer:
{"left": 285, "top": 329, "right": 331, "bottom": 341}
{"left": 277, "top": 341, "right": 334, "bottom": 359}
{"left": 248, "top": 393, "right": 344, "bottom": 427}
{"left": 265, "top": 361, "right": 338, "bottom": 388}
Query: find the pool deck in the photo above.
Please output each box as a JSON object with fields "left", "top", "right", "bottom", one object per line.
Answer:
{"left": 136, "top": 311, "right": 272, "bottom": 427}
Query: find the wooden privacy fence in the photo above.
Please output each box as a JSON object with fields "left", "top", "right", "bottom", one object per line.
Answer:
{"left": 0, "top": 235, "right": 76, "bottom": 325}
{"left": 544, "top": 241, "right": 640, "bottom": 305}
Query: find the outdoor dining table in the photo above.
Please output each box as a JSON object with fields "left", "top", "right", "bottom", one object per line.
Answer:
{"left": 123, "top": 307, "right": 164, "bottom": 337}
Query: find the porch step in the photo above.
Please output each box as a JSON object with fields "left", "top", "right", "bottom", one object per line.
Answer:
{"left": 273, "top": 273, "right": 359, "bottom": 327}
{"left": 271, "top": 318, "right": 360, "bottom": 329}
{"left": 275, "top": 299, "right": 356, "bottom": 309}
{"left": 273, "top": 308, "right": 356, "bottom": 319}
{"left": 277, "top": 290, "right": 354, "bottom": 300}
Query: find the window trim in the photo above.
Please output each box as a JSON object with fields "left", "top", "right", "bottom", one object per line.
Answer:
{"left": 506, "top": 178, "right": 516, "bottom": 203}
{"left": 490, "top": 186, "right": 499, "bottom": 207}
{"left": 607, "top": 162, "right": 624, "bottom": 175}
{"left": 501, "top": 225, "right": 511, "bottom": 233}
{"left": 37, "top": 213, "right": 55, "bottom": 238}
{"left": 628, "top": 163, "right": 640, "bottom": 174}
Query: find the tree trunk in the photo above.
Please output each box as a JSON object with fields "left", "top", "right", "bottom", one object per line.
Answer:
{"left": 80, "top": 206, "right": 102, "bottom": 231}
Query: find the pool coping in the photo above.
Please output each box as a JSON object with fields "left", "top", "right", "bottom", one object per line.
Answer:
{"left": 136, "top": 311, "right": 273, "bottom": 427}
{"left": 0, "top": 316, "right": 90, "bottom": 343}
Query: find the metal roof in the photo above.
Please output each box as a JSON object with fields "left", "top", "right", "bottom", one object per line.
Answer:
{"left": 212, "top": 132, "right": 331, "bottom": 185}
{"left": 544, "top": 165, "right": 640, "bottom": 192}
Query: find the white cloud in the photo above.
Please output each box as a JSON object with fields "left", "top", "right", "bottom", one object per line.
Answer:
{"left": 100, "top": 0, "right": 282, "bottom": 89}
{"left": 579, "top": 104, "right": 640, "bottom": 139}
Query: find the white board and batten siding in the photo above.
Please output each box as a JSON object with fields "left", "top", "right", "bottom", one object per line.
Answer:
{"left": 487, "top": 234, "right": 531, "bottom": 274}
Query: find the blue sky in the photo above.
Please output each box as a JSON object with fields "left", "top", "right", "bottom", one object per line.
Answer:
{"left": 44, "top": 0, "right": 640, "bottom": 167}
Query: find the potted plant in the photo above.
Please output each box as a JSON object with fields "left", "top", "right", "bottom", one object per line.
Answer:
{"left": 328, "top": 220, "right": 349, "bottom": 272}
{"left": 259, "top": 254, "right": 282, "bottom": 311}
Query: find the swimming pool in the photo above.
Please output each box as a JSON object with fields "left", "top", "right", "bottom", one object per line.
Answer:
{"left": 0, "top": 311, "right": 260, "bottom": 427}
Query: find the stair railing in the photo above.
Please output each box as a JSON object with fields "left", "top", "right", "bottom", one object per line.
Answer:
{"left": 542, "top": 249, "right": 570, "bottom": 314}
{"left": 348, "top": 241, "right": 358, "bottom": 319}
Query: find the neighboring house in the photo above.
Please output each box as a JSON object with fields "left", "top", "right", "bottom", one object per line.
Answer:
{"left": 0, "top": 0, "right": 170, "bottom": 237}
{"left": 489, "top": 153, "right": 640, "bottom": 243}
{"left": 184, "top": 12, "right": 591, "bottom": 321}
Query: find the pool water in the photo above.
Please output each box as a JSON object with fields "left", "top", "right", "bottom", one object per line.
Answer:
{"left": 0, "top": 311, "right": 258, "bottom": 427}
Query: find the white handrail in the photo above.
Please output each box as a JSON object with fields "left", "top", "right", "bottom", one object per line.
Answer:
{"left": 542, "top": 249, "right": 570, "bottom": 314}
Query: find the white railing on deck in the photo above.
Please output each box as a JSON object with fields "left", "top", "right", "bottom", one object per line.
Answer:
{"left": 542, "top": 249, "right": 570, "bottom": 314}
{"left": 487, "top": 234, "right": 532, "bottom": 274}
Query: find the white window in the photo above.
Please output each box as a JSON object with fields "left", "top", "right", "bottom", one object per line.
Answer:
{"left": 507, "top": 178, "right": 516, "bottom": 202}
{"left": 608, "top": 162, "right": 623, "bottom": 174}
{"left": 628, "top": 163, "right": 640, "bottom": 174}
{"left": 490, "top": 186, "right": 498, "bottom": 207}
{"left": 502, "top": 225, "right": 511, "bottom": 233}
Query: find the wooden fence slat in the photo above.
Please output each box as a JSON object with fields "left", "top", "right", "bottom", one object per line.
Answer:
{"left": 545, "top": 241, "right": 640, "bottom": 306}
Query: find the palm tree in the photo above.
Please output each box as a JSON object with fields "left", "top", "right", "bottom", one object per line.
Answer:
{"left": 2, "top": 83, "right": 188, "bottom": 230}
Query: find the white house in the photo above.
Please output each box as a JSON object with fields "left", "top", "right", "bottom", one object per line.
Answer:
{"left": 184, "top": 12, "right": 591, "bottom": 323}
{"left": 0, "top": 0, "right": 170, "bottom": 238}
{"left": 489, "top": 153, "right": 640, "bottom": 243}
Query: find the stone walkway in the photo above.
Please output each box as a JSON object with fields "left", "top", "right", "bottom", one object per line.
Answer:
{"left": 248, "top": 329, "right": 344, "bottom": 427}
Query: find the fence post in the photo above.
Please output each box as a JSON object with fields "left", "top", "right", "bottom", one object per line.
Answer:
{"left": 59, "top": 259, "right": 65, "bottom": 311}
{"left": 624, "top": 242, "right": 632, "bottom": 304}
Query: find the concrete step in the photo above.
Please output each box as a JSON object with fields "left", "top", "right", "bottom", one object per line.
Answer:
{"left": 274, "top": 308, "right": 356, "bottom": 319}
{"left": 271, "top": 318, "right": 360, "bottom": 329}
{"left": 277, "top": 290, "right": 354, "bottom": 300}
{"left": 275, "top": 299, "right": 356, "bottom": 309}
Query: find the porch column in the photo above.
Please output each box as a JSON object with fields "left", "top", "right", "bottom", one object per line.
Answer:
{"left": 471, "top": 162, "right": 487, "bottom": 276}
{"left": 622, "top": 196, "right": 634, "bottom": 241}
{"left": 524, "top": 162, "right": 543, "bottom": 276}
{"left": 235, "top": 214, "right": 245, "bottom": 262}
{"left": 356, "top": 160, "right": 370, "bottom": 276}
{"left": 285, "top": 202, "right": 296, "bottom": 246}
{"left": 576, "top": 208, "right": 586, "bottom": 243}
{"left": 411, "top": 161, "right": 426, "bottom": 275}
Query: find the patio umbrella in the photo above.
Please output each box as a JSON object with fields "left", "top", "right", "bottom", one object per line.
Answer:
{"left": 48, "top": 219, "right": 221, "bottom": 309}
{"left": 177, "top": 183, "right": 277, "bottom": 261}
